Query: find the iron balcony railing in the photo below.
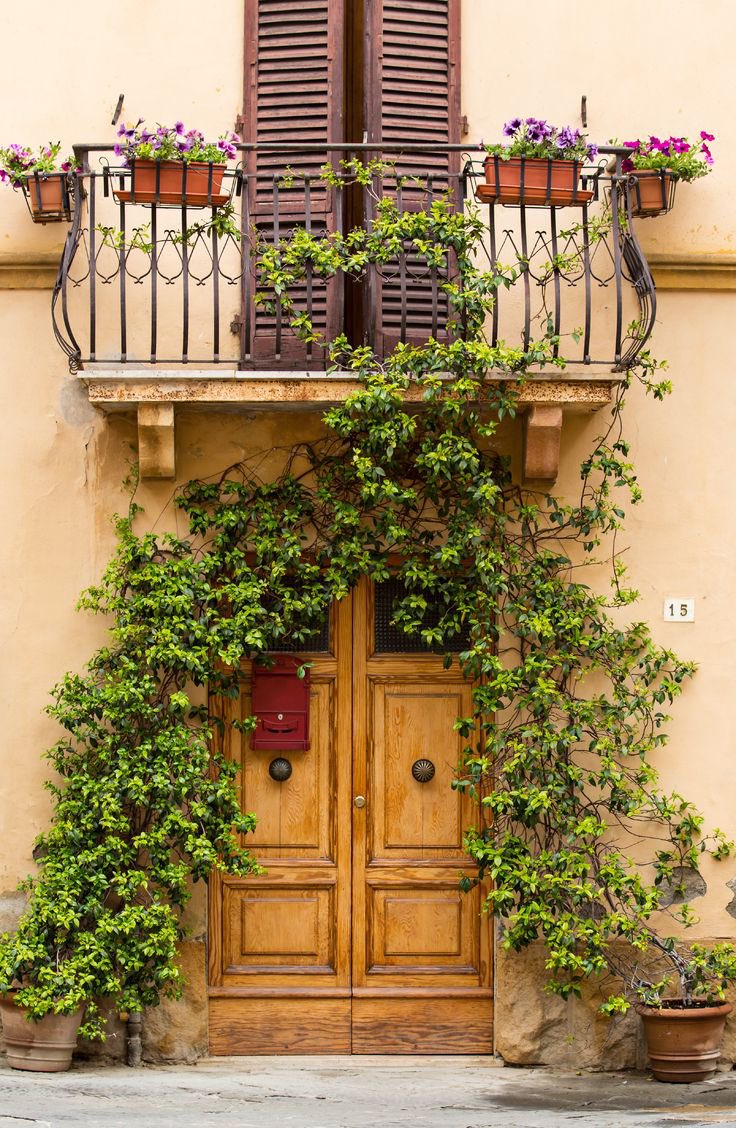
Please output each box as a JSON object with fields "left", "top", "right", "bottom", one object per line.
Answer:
{"left": 51, "top": 144, "right": 656, "bottom": 374}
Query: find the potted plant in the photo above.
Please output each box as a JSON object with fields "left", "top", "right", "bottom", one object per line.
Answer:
{"left": 0, "top": 870, "right": 102, "bottom": 1071}
{"left": 0, "top": 994, "right": 86, "bottom": 1073}
{"left": 112, "top": 119, "right": 239, "bottom": 206}
{"left": 620, "top": 131, "right": 715, "bottom": 217}
{"left": 629, "top": 940, "right": 736, "bottom": 1082}
{"left": 0, "top": 591, "right": 262, "bottom": 1071}
{"left": 480, "top": 116, "right": 598, "bottom": 206}
{"left": 0, "top": 141, "right": 76, "bottom": 223}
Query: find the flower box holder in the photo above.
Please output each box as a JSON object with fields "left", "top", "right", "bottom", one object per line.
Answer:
{"left": 626, "top": 169, "right": 677, "bottom": 218}
{"left": 477, "top": 155, "right": 594, "bottom": 208}
{"left": 111, "top": 159, "right": 232, "bottom": 209}
{"left": 21, "top": 171, "right": 72, "bottom": 224}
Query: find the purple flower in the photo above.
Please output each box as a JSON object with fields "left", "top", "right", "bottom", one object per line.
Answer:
{"left": 113, "top": 143, "right": 123, "bottom": 157}
{"left": 526, "top": 119, "right": 547, "bottom": 143}
{"left": 502, "top": 117, "right": 522, "bottom": 137}
{"left": 174, "top": 120, "right": 185, "bottom": 134}
{"left": 700, "top": 131, "right": 715, "bottom": 142}
{"left": 621, "top": 157, "right": 634, "bottom": 173}
{"left": 623, "top": 141, "right": 639, "bottom": 150}
{"left": 586, "top": 143, "right": 598, "bottom": 160}
{"left": 702, "top": 143, "right": 714, "bottom": 164}
{"left": 555, "top": 126, "right": 578, "bottom": 149}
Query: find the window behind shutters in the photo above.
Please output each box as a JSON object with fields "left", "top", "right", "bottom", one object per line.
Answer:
{"left": 242, "top": 0, "right": 461, "bottom": 366}
{"left": 242, "top": 0, "right": 344, "bottom": 368}
{"left": 364, "top": 0, "right": 461, "bottom": 355}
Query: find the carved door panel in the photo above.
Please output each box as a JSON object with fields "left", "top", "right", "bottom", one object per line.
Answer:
{"left": 351, "top": 579, "right": 493, "bottom": 1053}
{"left": 208, "top": 597, "right": 353, "bottom": 1053}
{"left": 208, "top": 580, "right": 492, "bottom": 1054}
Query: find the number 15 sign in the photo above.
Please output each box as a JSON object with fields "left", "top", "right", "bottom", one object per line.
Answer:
{"left": 663, "top": 598, "right": 695, "bottom": 623}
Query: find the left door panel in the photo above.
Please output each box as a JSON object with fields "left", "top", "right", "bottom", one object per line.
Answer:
{"left": 208, "top": 597, "right": 353, "bottom": 1053}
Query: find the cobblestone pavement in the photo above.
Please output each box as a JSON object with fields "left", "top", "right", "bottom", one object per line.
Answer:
{"left": 2, "top": 1056, "right": 736, "bottom": 1128}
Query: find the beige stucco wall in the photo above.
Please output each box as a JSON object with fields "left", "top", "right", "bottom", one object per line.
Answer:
{"left": 0, "top": 0, "right": 734, "bottom": 1066}
{"left": 463, "top": 0, "right": 736, "bottom": 1065}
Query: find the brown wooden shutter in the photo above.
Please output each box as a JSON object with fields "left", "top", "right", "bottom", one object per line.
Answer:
{"left": 242, "top": 0, "right": 344, "bottom": 368}
{"left": 364, "top": 0, "right": 461, "bottom": 355}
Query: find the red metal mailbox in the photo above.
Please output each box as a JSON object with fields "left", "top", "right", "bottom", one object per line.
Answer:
{"left": 250, "top": 655, "right": 311, "bottom": 751}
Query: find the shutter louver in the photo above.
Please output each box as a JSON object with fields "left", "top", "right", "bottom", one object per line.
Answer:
{"left": 365, "top": 0, "right": 461, "bottom": 355}
{"left": 242, "top": 0, "right": 344, "bottom": 368}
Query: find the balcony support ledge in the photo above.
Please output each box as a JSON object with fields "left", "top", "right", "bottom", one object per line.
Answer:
{"left": 78, "top": 369, "right": 619, "bottom": 481}
{"left": 522, "top": 405, "right": 563, "bottom": 484}
{"left": 137, "top": 404, "right": 175, "bottom": 479}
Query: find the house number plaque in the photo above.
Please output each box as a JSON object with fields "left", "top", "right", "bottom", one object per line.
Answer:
{"left": 663, "top": 597, "right": 695, "bottom": 623}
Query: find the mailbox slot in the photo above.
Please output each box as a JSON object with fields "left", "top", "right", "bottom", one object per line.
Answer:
{"left": 251, "top": 655, "right": 310, "bottom": 751}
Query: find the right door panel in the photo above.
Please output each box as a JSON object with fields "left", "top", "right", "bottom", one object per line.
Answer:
{"left": 351, "top": 580, "right": 493, "bottom": 1053}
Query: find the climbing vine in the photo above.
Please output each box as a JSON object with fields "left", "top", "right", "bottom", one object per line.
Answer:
{"left": 1, "top": 165, "right": 733, "bottom": 1036}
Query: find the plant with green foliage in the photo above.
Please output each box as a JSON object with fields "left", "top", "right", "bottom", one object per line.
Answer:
{"left": 1, "top": 164, "right": 733, "bottom": 1037}
{"left": 484, "top": 116, "right": 598, "bottom": 162}
{"left": 0, "top": 141, "right": 76, "bottom": 188}
{"left": 113, "top": 120, "right": 239, "bottom": 166}
{"left": 619, "top": 132, "right": 715, "bottom": 182}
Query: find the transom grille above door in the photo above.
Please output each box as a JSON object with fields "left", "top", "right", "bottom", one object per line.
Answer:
{"left": 373, "top": 577, "right": 472, "bottom": 653}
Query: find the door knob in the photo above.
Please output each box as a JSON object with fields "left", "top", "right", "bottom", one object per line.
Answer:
{"left": 412, "top": 759, "right": 435, "bottom": 783}
{"left": 269, "top": 757, "right": 293, "bottom": 782}
{"left": 353, "top": 795, "right": 366, "bottom": 809}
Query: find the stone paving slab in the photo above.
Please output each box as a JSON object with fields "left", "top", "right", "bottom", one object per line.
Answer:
{"left": 1, "top": 1056, "right": 736, "bottom": 1128}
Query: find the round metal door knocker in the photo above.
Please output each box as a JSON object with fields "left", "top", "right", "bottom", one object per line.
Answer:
{"left": 411, "top": 759, "right": 435, "bottom": 783}
{"left": 269, "top": 757, "right": 293, "bottom": 782}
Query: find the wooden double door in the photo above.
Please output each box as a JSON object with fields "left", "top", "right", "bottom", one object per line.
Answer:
{"left": 208, "top": 579, "right": 492, "bottom": 1054}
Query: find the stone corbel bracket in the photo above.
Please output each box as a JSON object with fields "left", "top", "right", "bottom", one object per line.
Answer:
{"left": 522, "top": 404, "right": 563, "bottom": 484}
{"left": 81, "top": 370, "right": 619, "bottom": 481}
{"left": 137, "top": 404, "right": 175, "bottom": 479}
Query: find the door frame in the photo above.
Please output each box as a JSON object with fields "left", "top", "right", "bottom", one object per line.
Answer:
{"left": 207, "top": 578, "right": 493, "bottom": 1053}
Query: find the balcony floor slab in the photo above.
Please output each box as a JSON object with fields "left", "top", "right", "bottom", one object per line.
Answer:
{"left": 78, "top": 369, "right": 620, "bottom": 482}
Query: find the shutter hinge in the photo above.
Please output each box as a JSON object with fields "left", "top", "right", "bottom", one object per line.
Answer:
{"left": 230, "top": 313, "right": 244, "bottom": 335}
{"left": 234, "top": 113, "right": 245, "bottom": 138}
{"left": 460, "top": 115, "right": 469, "bottom": 137}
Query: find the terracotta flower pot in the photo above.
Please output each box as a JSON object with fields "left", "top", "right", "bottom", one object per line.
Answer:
{"left": 23, "top": 172, "right": 69, "bottom": 222}
{"left": 480, "top": 156, "right": 590, "bottom": 206}
{"left": 628, "top": 170, "right": 675, "bottom": 217}
{"left": 637, "top": 1001, "right": 731, "bottom": 1083}
{"left": 117, "top": 159, "right": 228, "bottom": 206}
{"left": 0, "top": 993, "right": 84, "bottom": 1072}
